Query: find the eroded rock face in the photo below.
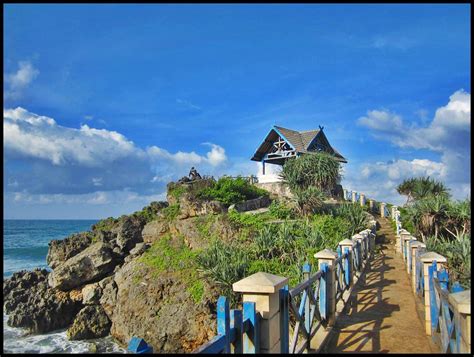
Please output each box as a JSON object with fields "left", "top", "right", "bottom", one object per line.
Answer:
{"left": 67, "top": 305, "right": 112, "bottom": 340}
{"left": 101, "top": 260, "right": 217, "bottom": 353}
{"left": 3, "top": 269, "right": 82, "bottom": 334}
{"left": 47, "top": 232, "right": 95, "bottom": 269}
{"left": 48, "top": 242, "right": 121, "bottom": 291}
{"left": 142, "top": 220, "right": 169, "bottom": 244}
{"left": 177, "top": 195, "right": 227, "bottom": 219}
{"left": 114, "top": 216, "right": 146, "bottom": 253}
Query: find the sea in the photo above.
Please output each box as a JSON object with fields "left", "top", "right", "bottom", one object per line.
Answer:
{"left": 3, "top": 219, "right": 126, "bottom": 354}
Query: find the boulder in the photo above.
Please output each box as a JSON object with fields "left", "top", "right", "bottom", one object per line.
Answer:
{"left": 114, "top": 216, "right": 146, "bottom": 253}
{"left": 48, "top": 242, "right": 121, "bottom": 291}
{"left": 82, "top": 283, "right": 102, "bottom": 305}
{"left": 47, "top": 232, "right": 95, "bottom": 269}
{"left": 3, "top": 269, "right": 82, "bottom": 334}
{"left": 67, "top": 305, "right": 112, "bottom": 340}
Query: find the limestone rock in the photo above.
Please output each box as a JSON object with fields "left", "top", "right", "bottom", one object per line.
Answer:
{"left": 142, "top": 220, "right": 169, "bottom": 244}
{"left": 82, "top": 283, "right": 102, "bottom": 305}
{"left": 48, "top": 242, "right": 120, "bottom": 291}
{"left": 103, "top": 259, "right": 217, "bottom": 353}
{"left": 67, "top": 305, "right": 111, "bottom": 340}
{"left": 47, "top": 232, "right": 95, "bottom": 269}
{"left": 3, "top": 269, "right": 82, "bottom": 334}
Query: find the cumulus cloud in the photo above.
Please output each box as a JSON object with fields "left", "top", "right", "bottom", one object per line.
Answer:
{"left": 4, "top": 107, "right": 227, "bottom": 198}
{"left": 4, "top": 61, "right": 39, "bottom": 100}
{"left": 354, "top": 90, "right": 471, "bottom": 202}
{"left": 343, "top": 158, "right": 449, "bottom": 205}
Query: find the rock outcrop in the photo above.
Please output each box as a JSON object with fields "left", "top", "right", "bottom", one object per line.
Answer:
{"left": 3, "top": 269, "right": 83, "bottom": 334}
{"left": 48, "top": 242, "right": 121, "bottom": 291}
{"left": 100, "top": 259, "right": 217, "bottom": 353}
{"left": 47, "top": 232, "right": 95, "bottom": 269}
{"left": 67, "top": 305, "right": 112, "bottom": 340}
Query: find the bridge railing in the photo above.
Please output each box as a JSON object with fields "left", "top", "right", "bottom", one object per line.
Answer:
{"left": 394, "top": 207, "right": 471, "bottom": 353}
{"left": 191, "top": 216, "right": 377, "bottom": 354}
{"left": 342, "top": 188, "right": 471, "bottom": 354}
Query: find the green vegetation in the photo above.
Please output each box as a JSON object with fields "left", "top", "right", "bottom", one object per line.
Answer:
{"left": 268, "top": 200, "right": 295, "bottom": 219}
{"left": 168, "top": 185, "right": 187, "bottom": 201}
{"left": 196, "top": 176, "right": 268, "bottom": 205}
{"left": 280, "top": 152, "right": 341, "bottom": 193}
{"left": 161, "top": 204, "right": 181, "bottom": 221}
{"left": 138, "top": 234, "right": 205, "bottom": 303}
{"left": 396, "top": 176, "right": 450, "bottom": 205}
{"left": 395, "top": 176, "right": 470, "bottom": 288}
{"left": 279, "top": 152, "right": 342, "bottom": 215}
{"left": 329, "top": 203, "right": 369, "bottom": 236}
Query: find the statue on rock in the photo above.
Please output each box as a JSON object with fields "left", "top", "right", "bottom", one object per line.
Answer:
{"left": 188, "top": 167, "right": 202, "bottom": 181}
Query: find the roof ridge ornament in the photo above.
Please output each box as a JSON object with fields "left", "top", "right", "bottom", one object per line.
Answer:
{"left": 319, "top": 125, "right": 324, "bottom": 131}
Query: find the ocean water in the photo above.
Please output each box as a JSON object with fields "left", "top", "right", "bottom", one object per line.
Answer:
{"left": 3, "top": 219, "right": 126, "bottom": 354}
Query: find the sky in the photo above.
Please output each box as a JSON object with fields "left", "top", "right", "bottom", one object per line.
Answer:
{"left": 3, "top": 4, "right": 471, "bottom": 219}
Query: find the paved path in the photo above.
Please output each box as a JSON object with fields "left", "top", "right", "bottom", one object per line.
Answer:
{"left": 324, "top": 217, "right": 436, "bottom": 353}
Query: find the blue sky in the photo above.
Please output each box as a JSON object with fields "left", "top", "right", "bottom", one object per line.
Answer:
{"left": 4, "top": 4, "right": 471, "bottom": 219}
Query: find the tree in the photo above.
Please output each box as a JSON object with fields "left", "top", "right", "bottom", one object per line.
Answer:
{"left": 396, "top": 176, "right": 450, "bottom": 205}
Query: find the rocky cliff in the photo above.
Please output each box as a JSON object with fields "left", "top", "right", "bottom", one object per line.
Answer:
{"left": 3, "top": 180, "right": 252, "bottom": 352}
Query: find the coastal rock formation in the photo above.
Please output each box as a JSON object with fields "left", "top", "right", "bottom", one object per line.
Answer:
{"left": 47, "top": 232, "right": 95, "bottom": 269}
{"left": 67, "top": 305, "right": 112, "bottom": 340}
{"left": 100, "top": 260, "right": 217, "bottom": 353}
{"left": 113, "top": 215, "right": 146, "bottom": 253}
{"left": 48, "top": 242, "right": 121, "bottom": 291}
{"left": 177, "top": 195, "right": 227, "bottom": 219}
{"left": 3, "top": 269, "right": 82, "bottom": 334}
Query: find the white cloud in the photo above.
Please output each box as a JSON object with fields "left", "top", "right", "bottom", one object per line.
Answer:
{"left": 354, "top": 90, "right": 470, "bottom": 202}
{"left": 4, "top": 107, "right": 228, "bottom": 202}
{"left": 4, "top": 61, "right": 39, "bottom": 99}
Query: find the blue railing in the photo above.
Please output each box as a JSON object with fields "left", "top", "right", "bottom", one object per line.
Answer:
{"left": 394, "top": 207, "right": 470, "bottom": 354}
{"left": 194, "top": 296, "right": 260, "bottom": 353}
{"left": 429, "top": 262, "right": 465, "bottom": 353}
{"left": 287, "top": 263, "right": 326, "bottom": 353}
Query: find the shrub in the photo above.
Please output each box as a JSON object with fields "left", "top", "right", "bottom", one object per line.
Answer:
{"left": 280, "top": 152, "right": 341, "bottom": 193}
{"left": 331, "top": 203, "right": 368, "bottom": 236}
{"left": 268, "top": 200, "right": 295, "bottom": 219}
{"left": 196, "top": 239, "right": 250, "bottom": 297}
{"left": 292, "top": 187, "right": 327, "bottom": 216}
{"left": 161, "top": 204, "right": 180, "bottom": 221}
{"left": 196, "top": 176, "right": 268, "bottom": 206}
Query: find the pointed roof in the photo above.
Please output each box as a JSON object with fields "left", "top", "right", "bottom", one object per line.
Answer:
{"left": 251, "top": 125, "right": 347, "bottom": 163}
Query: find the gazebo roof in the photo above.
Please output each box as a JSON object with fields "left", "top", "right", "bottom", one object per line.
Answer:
{"left": 251, "top": 125, "right": 347, "bottom": 163}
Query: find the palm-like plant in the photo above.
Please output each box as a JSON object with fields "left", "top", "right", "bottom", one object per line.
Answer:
{"left": 397, "top": 176, "right": 450, "bottom": 206}
{"left": 292, "top": 186, "right": 326, "bottom": 216}
{"left": 280, "top": 152, "right": 341, "bottom": 194}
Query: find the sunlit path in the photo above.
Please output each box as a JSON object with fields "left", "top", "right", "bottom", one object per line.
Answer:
{"left": 324, "top": 217, "right": 436, "bottom": 353}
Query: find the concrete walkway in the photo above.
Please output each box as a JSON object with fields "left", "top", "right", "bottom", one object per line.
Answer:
{"left": 324, "top": 217, "right": 436, "bottom": 353}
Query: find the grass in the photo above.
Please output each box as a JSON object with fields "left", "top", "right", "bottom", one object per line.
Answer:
{"left": 138, "top": 234, "right": 205, "bottom": 303}
{"left": 161, "top": 204, "right": 181, "bottom": 221}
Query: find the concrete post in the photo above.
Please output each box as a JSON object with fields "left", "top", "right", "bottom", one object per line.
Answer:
{"left": 449, "top": 290, "right": 471, "bottom": 353}
{"left": 401, "top": 234, "right": 416, "bottom": 264}
{"left": 368, "top": 199, "right": 374, "bottom": 213}
{"left": 410, "top": 242, "right": 426, "bottom": 293}
{"left": 233, "top": 272, "right": 289, "bottom": 353}
{"left": 420, "top": 252, "right": 447, "bottom": 335}
{"left": 359, "top": 193, "right": 365, "bottom": 207}
{"left": 351, "top": 191, "right": 357, "bottom": 203}
{"left": 343, "top": 189, "right": 348, "bottom": 201}
{"left": 398, "top": 230, "right": 410, "bottom": 254}
{"left": 391, "top": 206, "right": 398, "bottom": 221}
{"left": 380, "top": 202, "right": 386, "bottom": 217}
{"left": 314, "top": 249, "right": 338, "bottom": 327}
{"left": 352, "top": 233, "right": 366, "bottom": 264}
